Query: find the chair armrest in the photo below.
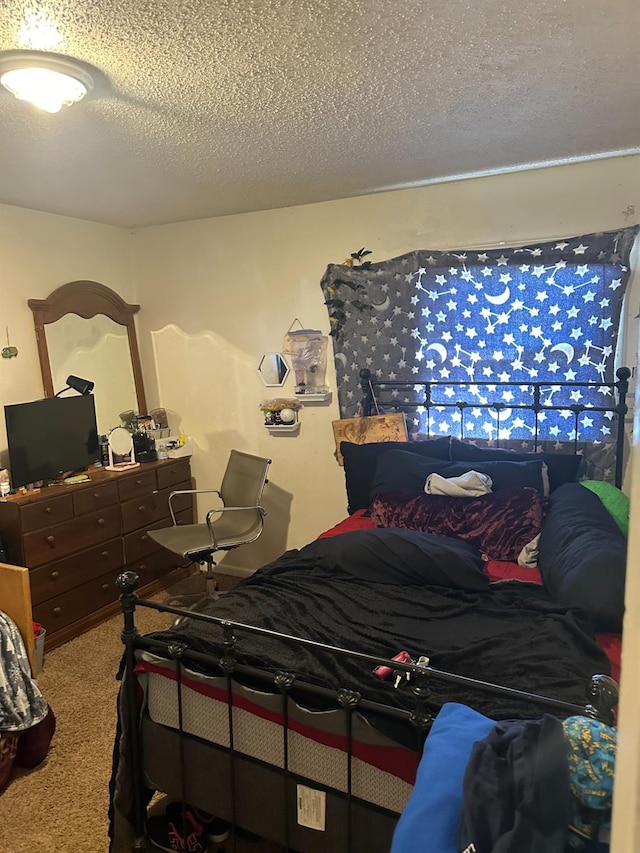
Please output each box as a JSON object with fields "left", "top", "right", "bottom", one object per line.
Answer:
{"left": 205, "top": 505, "right": 266, "bottom": 549}
{"left": 168, "top": 489, "right": 222, "bottom": 525}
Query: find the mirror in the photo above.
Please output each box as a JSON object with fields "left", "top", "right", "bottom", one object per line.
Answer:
{"left": 105, "top": 426, "right": 139, "bottom": 470}
{"left": 29, "top": 281, "right": 147, "bottom": 435}
{"left": 258, "top": 352, "right": 290, "bottom": 386}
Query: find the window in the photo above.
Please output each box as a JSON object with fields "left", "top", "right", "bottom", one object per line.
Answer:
{"left": 323, "top": 227, "right": 638, "bottom": 442}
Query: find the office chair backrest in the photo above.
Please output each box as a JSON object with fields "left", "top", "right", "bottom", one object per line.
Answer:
{"left": 220, "top": 449, "right": 271, "bottom": 510}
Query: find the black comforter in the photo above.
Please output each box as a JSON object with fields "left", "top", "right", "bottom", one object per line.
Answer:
{"left": 147, "top": 531, "right": 610, "bottom": 734}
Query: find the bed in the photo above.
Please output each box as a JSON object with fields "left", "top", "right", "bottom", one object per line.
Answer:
{"left": 108, "top": 369, "right": 630, "bottom": 853}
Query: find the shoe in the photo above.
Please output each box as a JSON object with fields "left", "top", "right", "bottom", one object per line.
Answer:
{"left": 146, "top": 811, "right": 207, "bottom": 853}
{"left": 165, "top": 801, "right": 231, "bottom": 844}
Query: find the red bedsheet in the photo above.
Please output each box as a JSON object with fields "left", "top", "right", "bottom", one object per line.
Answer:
{"left": 318, "top": 511, "right": 621, "bottom": 684}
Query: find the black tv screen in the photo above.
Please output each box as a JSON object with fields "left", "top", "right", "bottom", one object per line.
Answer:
{"left": 5, "top": 395, "right": 99, "bottom": 488}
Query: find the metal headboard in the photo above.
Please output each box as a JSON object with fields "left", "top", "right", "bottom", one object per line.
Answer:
{"left": 359, "top": 366, "right": 631, "bottom": 489}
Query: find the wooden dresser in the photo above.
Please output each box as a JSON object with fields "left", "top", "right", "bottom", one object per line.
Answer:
{"left": 0, "top": 457, "right": 195, "bottom": 650}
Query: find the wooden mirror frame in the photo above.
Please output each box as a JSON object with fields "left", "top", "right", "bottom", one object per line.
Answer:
{"left": 28, "top": 280, "right": 147, "bottom": 414}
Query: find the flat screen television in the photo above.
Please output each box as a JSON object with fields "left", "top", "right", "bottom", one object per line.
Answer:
{"left": 5, "top": 395, "right": 99, "bottom": 488}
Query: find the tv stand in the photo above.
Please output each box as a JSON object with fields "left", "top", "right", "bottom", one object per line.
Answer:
{"left": 0, "top": 457, "right": 194, "bottom": 651}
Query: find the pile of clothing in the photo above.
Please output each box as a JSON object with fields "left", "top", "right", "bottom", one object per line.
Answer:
{"left": 391, "top": 703, "right": 615, "bottom": 853}
{"left": 0, "top": 612, "right": 56, "bottom": 793}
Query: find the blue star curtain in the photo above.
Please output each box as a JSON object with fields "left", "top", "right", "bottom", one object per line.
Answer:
{"left": 321, "top": 227, "right": 638, "bottom": 443}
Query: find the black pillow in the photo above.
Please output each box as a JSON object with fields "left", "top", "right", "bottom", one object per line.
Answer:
{"left": 538, "top": 483, "right": 627, "bottom": 633}
{"left": 341, "top": 437, "right": 451, "bottom": 513}
{"left": 449, "top": 437, "right": 582, "bottom": 494}
{"left": 371, "top": 450, "right": 547, "bottom": 499}
{"left": 307, "top": 528, "right": 488, "bottom": 590}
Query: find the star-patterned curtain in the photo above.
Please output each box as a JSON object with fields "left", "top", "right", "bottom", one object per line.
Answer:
{"left": 321, "top": 226, "right": 638, "bottom": 442}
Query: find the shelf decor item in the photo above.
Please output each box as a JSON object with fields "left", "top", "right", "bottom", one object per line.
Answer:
{"left": 260, "top": 398, "right": 302, "bottom": 434}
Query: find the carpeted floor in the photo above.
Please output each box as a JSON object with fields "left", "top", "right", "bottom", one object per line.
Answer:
{"left": 0, "top": 571, "right": 286, "bottom": 853}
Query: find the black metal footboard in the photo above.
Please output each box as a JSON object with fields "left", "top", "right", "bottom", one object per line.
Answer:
{"left": 114, "top": 571, "right": 618, "bottom": 853}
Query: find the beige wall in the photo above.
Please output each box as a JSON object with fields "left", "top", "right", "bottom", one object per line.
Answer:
{"left": 131, "top": 153, "right": 640, "bottom": 568}
{"left": 0, "top": 202, "right": 133, "bottom": 456}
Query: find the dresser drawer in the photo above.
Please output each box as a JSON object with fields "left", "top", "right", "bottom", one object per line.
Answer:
{"left": 20, "top": 494, "right": 74, "bottom": 533}
{"left": 157, "top": 459, "right": 192, "bottom": 491}
{"left": 23, "top": 504, "right": 122, "bottom": 568}
{"left": 123, "top": 508, "right": 193, "bottom": 563}
{"left": 118, "top": 470, "right": 159, "bottom": 503}
{"left": 121, "top": 481, "right": 193, "bottom": 535}
{"left": 72, "top": 482, "right": 119, "bottom": 516}
{"left": 33, "top": 567, "right": 125, "bottom": 633}
{"left": 29, "top": 537, "right": 125, "bottom": 605}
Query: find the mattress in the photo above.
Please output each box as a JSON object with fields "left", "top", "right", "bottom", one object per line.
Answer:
{"left": 137, "top": 654, "right": 417, "bottom": 815}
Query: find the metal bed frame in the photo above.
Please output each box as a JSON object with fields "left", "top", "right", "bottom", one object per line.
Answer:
{"left": 116, "top": 572, "right": 619, "bottom": 853}
{"left": 360, "top": 366, "right": 631, "bottom": 488}
{"left": 113, "top": 367, "right": 630, "bottom": 851}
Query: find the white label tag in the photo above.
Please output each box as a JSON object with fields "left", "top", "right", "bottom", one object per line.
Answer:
{"left": 296, "top": 784, "right": 326, "bottom": 831}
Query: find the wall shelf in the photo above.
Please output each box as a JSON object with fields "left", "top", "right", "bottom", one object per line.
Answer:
{"left": 295, "top": 391, "right": 332, "bottom": 403}
{"left": 265, "top": 422, "right": 301, "bottom": 435}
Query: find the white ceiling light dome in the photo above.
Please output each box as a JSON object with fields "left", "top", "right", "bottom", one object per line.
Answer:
{"left": 0, "top": 51, "right": 94, "bottom": 113}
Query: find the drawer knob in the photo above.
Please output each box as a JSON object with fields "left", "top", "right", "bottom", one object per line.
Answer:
{"left": 53, "top": 606, "right": 61, "bottom": 615}
{"left": 138, "top": 505, "right": 145, "bottom": 512}
{"left": 141, "top": 534, "right": 148, "bottom": 542}
{"left": 139, "top": 563, "right": 146, "bottom": 571}
{"left": 46, "top": 535, "right": 55, "bottom": 545}
{"left": 45, "top": 506, "right": 53, "bottom": 514}
{"left": 51, "top": 570, "right": 60, "bottom": 580}
{"left": 94, "top": 492, "right": 101, "bottom": 499}
{"left": 102, "top": 583, "right": 109, "bottom": 591}
{"left": 136, "top": 479, "right": 142, "bottom": 485}
{"left": 101, "top": 550, "right": 109, "bottom": 558}
{"left": 97, "top": 517, "right": 105, "bottom": 526}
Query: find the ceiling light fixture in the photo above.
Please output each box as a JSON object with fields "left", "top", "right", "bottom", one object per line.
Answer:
{"left": 0, "top": 51, "right": 94, "bottom": 113}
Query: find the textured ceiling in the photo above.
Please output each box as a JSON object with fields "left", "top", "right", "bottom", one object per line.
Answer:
{"left": 0, "top": 0, "right": 638, "bottom": 228}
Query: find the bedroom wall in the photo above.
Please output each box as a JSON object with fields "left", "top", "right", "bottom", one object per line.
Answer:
{"left": 130, "top": 153, "right": 640, "bottom": 569}
{"left": 0, "top": 202, "right": 134, "bottom": 458}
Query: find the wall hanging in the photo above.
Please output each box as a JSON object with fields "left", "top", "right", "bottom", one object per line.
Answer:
{"left": 321, "top": 227, "right": 639, "bottom": 444}
{"left": 282, "top": 320, "right": 330, "bottom": 400}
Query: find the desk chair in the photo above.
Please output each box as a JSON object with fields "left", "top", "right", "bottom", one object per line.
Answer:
{"left": 148, "top": 450, "right": 271, "bottom": 609}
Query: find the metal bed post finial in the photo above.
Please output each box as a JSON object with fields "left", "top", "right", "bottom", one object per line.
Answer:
{"left": 586, "top": 674, "right": 619, "bottom": 726}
